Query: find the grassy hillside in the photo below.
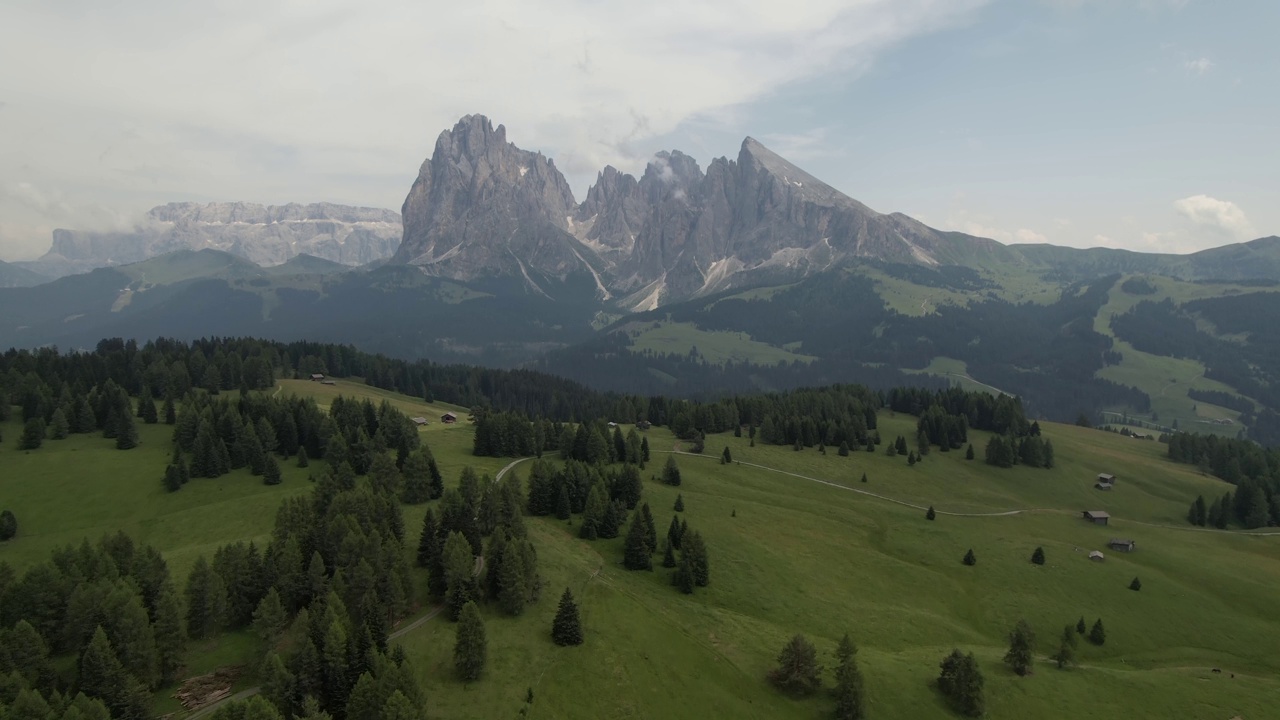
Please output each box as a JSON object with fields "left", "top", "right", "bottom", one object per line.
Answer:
{"left": 3, "top": 380, "right": 1278, "bottom": 719}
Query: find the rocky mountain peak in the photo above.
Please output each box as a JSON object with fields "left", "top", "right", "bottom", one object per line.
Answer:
{"left": 391, "top": 115, "right": 1002, "bottom": 306}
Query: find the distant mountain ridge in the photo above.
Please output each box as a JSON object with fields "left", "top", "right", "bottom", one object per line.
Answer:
{"left": 393, "top": 115, "right": 1012, "bottom": 308}
{"left": 24, "top": 201, "right": 402, "bottom": 278}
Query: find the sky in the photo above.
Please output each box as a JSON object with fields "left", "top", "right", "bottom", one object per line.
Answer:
{"left": 0, "top": 0, "right": 1276, "bottom": 261}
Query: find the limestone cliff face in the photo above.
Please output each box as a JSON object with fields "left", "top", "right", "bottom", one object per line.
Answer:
{"left": 391, "top": 115, "right": 1007, "bottom": 307}
{"left": 391, "top": 115, "right": 592, "bottom": 291}
{"left": 38, "top": 202, "right": 401, "bottom": 277}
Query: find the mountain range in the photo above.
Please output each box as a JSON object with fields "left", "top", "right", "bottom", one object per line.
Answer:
{"left": 19, "top": 202, "right": 402, "bottom": 279}
{"left": 4, "top": 113, "right": 1280, "bottom": 443}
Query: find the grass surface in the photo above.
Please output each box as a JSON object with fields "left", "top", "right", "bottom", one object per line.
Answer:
{"left": 3, "top": 380, "right": 1279, "bottom": 720}
{"left": 625, "top": 321, "right": 816, "bottom": 365}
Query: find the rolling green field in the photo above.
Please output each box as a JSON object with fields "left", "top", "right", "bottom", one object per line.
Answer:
{"left": 3, "top": 382, "right": 1279, "bottom": 719}
{"left": 625, "top": 321, "right": 816, "bottom": 366}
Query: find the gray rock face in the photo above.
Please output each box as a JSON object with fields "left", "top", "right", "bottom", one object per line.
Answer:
{"left": 391, "top": 115, "right": 589, "bottom": 294}
{"left": 393, "top": 115, "right": 1009, "bottom": 307}
{"left": 34, "top": 202, "right": 402, "bottom": 278}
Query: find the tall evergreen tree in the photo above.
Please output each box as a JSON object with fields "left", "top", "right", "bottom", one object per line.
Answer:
{"left": 453, "top": 601, "right": 487, "bottom": 682}
{"left": 551, "top": 588, "right": 584, "bottom": 646}
{"left": 554, "top": 485, "right": 572, "bottom": 521}
{"left": 768, "top": 634, "right": 822, "bottom": 696}
{"left": 185, "top": 556, "right": 228, "bottom": 640}
{"left": 640, "top": 503, "right": 657, "bottom": 555}
{"left": 78, "top": 627, "right": 138, "bottom": 720}
{"left": 116, "top": 411, "right": 140, "bottom": 450}
{"left": 833, "top": 633, "right": 865, "bottom": 720}
{"left": 443, "top": 532, "right": 476, "bottom": 621}
{"left": 1089, "top": 618, "right": 1106, "bottom": 646}
{"left": 1051, "top": 624, "right": 1077, "bottom": 669}
{"left": 1003, "top": 620, "right": 1035, "bottom": 676}
{"left": 937, "top": 649, "right": 984, "bottom": 717}
{"left": 263, "top": 454, "right": 283, "bottom": 486}
{"left": 623, "top": 512, "right": 653, "bottom": 571}
{"left": 1076, "top": 617, "right": 1087, "bottom": 635}
{"left": 1031, "top": 546, "right": 1046, "bottom": 565}
{"left": 683, "top": 530, "right": 710, "bottom": 587}
{"left": 662, "top": 456, "right": 682, "bottom": 486}
{"left": 962, "top": 548, "right": 976, "bottom": 566}
{"left": 926, "top": 505, "right": 936, "bottom": 521}
{"left": 673, "top": 494, "right": 684, "bottom": 512}
{"left": 260, "top": 652, "right": 297, "bottom": 717}
{"left": 661, "top": 541, "right": 677, "bottom": 568}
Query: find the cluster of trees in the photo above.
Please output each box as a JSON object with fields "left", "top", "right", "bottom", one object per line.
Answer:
{"left": 662, "top": 514, "right": 709, "bottom": 594}
{"left": 766, "top": 633, "right": 865, "bottom": 720}
{"left": 1, "top": 374, "right": 142, "bottom": 452}
{"left": 984, "top": 432, "right": 1054, "bottom": 470}
{"left": 1170, "top": 432, "right": 1280, "bottom": 528}
{"left": 416, "top": 468, "right": 541, "bottom": 625}
{"left": 0, "top": 532, "right": 186, "bottom": 718}
{"left": 0, "top": 510, "right": 15, "bottom": 542}
{"left": 525, "top": 459, "right": 644, "bottom": 520}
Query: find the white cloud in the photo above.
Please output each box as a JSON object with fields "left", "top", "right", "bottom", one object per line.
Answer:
{"left": 0, "top": 0, "right": 989, "bottom": 259}
{"left": 943, "top": 206, "right": 1049, "bottom": 245}
{"left": 1184, "top": 57, "right": 1213, "bottom": 75}
{"left": 1174, "top": 194, "right": 1255, "bottom": 239}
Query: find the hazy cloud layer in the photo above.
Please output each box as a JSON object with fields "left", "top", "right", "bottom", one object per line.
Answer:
{"left": 0, "top": 0, "right": 986, "bottom": 259}
{"left": 1174, "top": 195, "right": 1255, "bottom": 240}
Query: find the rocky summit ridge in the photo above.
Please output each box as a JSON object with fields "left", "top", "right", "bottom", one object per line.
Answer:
{"left": 33, "top": 202, "right": 402, "bottom": 278}
{"left": 392, "top": 114, "right": 1005, "bottom": 307}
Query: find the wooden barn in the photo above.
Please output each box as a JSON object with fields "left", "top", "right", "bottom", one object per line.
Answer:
{"left": 1082, "top": 510, "right": 1111, "bottom": 526}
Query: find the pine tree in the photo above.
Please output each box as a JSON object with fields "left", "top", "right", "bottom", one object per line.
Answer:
{"left": 297, "top": 446, "right": 310, "bottom": 468}
{"left": 662, "top": 542, "right": 677, "bottom": 568}
{"left": 768, "top": 634, "right": 822, "bottom": 696}
{"left": 1031, "top": 546, "right": 1046, "bottom": 565}
{"left": 153, "top": 583, "right": 187, "bottom": 685}
{"left": 1089, "top": 618, "right": 1106, "bottom": 646}
{"left": 252, "top": 587, "right": 289, "bottom": 645}
{"left": 674, "top": 494, "right": 684, "bottom": 512}
{"left": 49, "top": 408, "right": 70, "bottom": 439}
{"left": 641, "top": 503, "right": 657, "bottom": 554}
{"left": 1076, "top": 616, "right": 1087, "bottom": 635}
{"left": 554, "top": 484, "right": 572, "bottom": 521}
{"left": 116, "top": 411, "right": 140, "bottom": 450}
{"left": 597, "top": 501, "right": 620, "bottom": 539}
{"left": 185, "top": 555, "right": 227, "bottom": 640}
{"left": 721, "top": 446, "right": 732, "bottom": 464}
{"left": 7, "top": 620, "right": 56, "bottom": 690}
{"left": 860, "top": 472, "right": 868, "bottom": 483}
{"left": 78, "top": 626, "right": 133, "bottom": 718}
{"left": 497, "top": 549, "right": 528, "bottom": 616}
{"left": 19, "top": 417, "right": 45, "bottom": 450}
{"left": 673, "top": 553, "right": 695, "bottom": 594}
{"left": 937, "top": 649, "right": 985, "bottom": 717}
{"left": 443, "top": 531, "right": 477, "bottom": 621}
{"left": 667, "top": 515, "right": 683, "bottom": 551}
{"left": 1051, "top": 624, "right": 1077, "bottom": 669}
{"left": 965, "top": 443, "right": 975, "bottom": 460}
{"left": 684, "top": 530, "right": 710, "bottom": 587}
{"left": 1003, "top": 620, "right": 1035, "bottom": 676}
{"left": 962, "top": 548, "right": 976, "bottom": 566}
{"left": 833, "top": 633, "right": 865, "bottom": 720}
{"left": 1129, "top": 576, "right": 1142, "bottom": 591}
{"left": 261, "top": 652, "right": 297, "bottom": 717}
{"left": 163, "top": 464, "right": 183, "bottom": 492}
{"left": 623, "top": 512, "right": 653, "bottom": 570}
{"left": 453, "top": 601, "right": 487, "bottom": 682}
{"left": 551, "top": 588, "right": 584, "bottom": 646}
{"left": 662, "top": 456, "right": 682, "bottom": 486}
{"left": 926, "top": 505, "right": 936, "bottom": 521}
{"left": 263, "top": 454, "right": 283, "bottom": 486}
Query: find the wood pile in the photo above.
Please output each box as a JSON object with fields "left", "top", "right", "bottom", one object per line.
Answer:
{"left": 173, "top": 666, "right": 242, "bottom": 710}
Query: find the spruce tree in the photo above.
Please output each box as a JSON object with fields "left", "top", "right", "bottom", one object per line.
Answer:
{"left": 838, "top": 441, "right": 850, "bottom": 456}
{"left": 116, "top": 411, "right": 140, "bottom": 450}
{"left": 662, "top": 456, "right": 682, "bottom": 486}
{"left": 641, "top": 503, "right": 657, "bottom": 554}
{"left": 185, "top": 555, "right": 227, "bottom": 640}
{"left": 684, "top": 530, "right": 710, "bottom": 587}
{"left": 673, "top": 553, "right": 695, "bottom": 594}
{"left": 926, "top": 505, "right": 936, "bottom": 520}
{"left": 597, "top": 501, "right": 621, "bottom": 539}
{"left": 297, "top": 446, "right": 310, "bottom": 468}
{"left": 667, "top": 515, "right": 683, "bottom": 551}
{"left": 497, "top": 550, "right": 528, "bottom": 616}
{"left": 263, "top": 454, "right": 283, "bottom": 485}
{"left": 662, "top": 542, "right": 677, "bottom": 568}
{"left": 1089, "top": 618, "right": 1106, "bottom": 646}
{"left": 551, "top": 588, "right": 584, "bottom": 646}
{"left": 443, "top": 531, "right": 476, "bottom": 621}
{"left": 453, "top": 601, "right": 487, "bottom": 681}
{"left": 962, "top": 548, "right": 976, "bottom": 566}
{"left": 163, "top": 464, "right": 183, "bottom": 492}
{"left": 554, "top": 485, "right": 572, "bottom": 521}
{"left": 721, "top": 446, "right": 732, "bottom": 464}
{"left": 78, "top": 626, "right": 132, "bottom": 718}
{"left": 0, "top": 509, "right": 14, "bottom": 541}
{"left": 674, "top": 494, "right": 684, "bottom": 512}
{"left": 252, "top": 587, "right": 289, "bottom": 645}
{"left": 1129, "top": 576, "right": 1142, "bottom": 591}
{"left": 7, "top": 620, "right": 56, "bottom": 690}
{"left": 833, "top": 633, "right": 865, "bottom": 720}
{"left": 1051, "top": 624, "right": 1077, "bottom": 669}
{"left": 1031, "top": 546, "right": 1046, "bottom": 565}
{"left": 965, "top": 443, "right": 975, "bottom": 460}
{"left": 1076, "top": 617, "right": 1087, "bottom": 635}
{"left": 19, "top": 417, "right": 44, "bottom": 450}
{"left": 1003, "top": 620, "right": 1035, "bottom": 676}
{"left": 860, "top": 472, "right": 868, "bottom": 483}
{"left": 49, "top": 408, "right": 70, "bottom": 439}
{"left": 937, "top": 649, "right": 985, "bottom": 717}
{"left": 261, "top": 652, "right": 297, "bottom": 717}
{"left": 623, "top": 512, "right": 653, "bottom": 570}
{"left": 768, "top": 634, "right": 822, "bottom": 696}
